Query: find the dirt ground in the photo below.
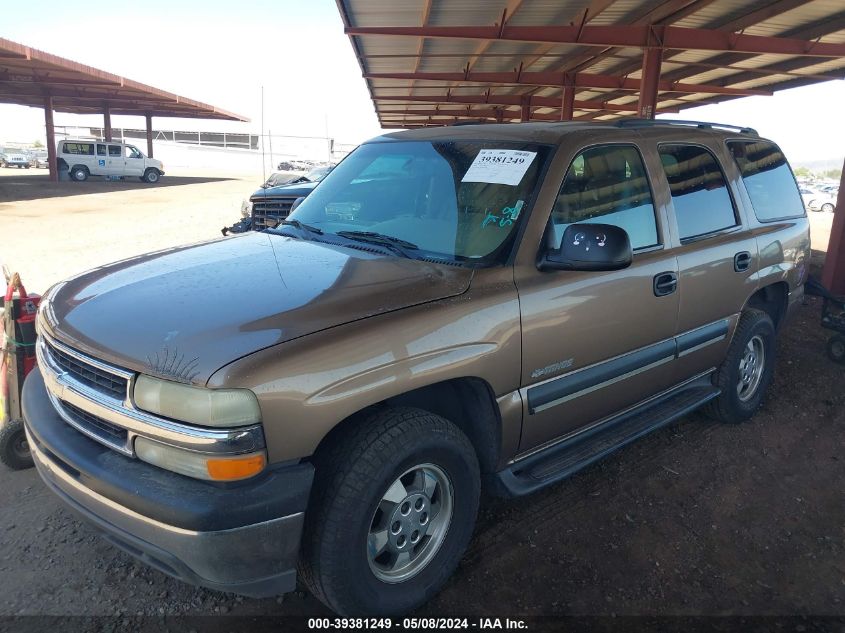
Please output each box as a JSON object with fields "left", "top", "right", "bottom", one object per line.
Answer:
{"left": 0, "top": 170, "right": 842, "bottom": 618}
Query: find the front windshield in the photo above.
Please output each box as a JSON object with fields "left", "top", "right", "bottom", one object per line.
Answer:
{"left": 283, "top": 140, "right": 548, "bottom": 263}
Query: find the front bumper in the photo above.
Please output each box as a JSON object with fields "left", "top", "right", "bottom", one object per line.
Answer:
{"left": 23, "top": 368, "right": 314, "bottom": 597}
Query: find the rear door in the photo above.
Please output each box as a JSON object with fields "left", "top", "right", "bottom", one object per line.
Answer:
{"left": 106, "top": 144, "right": 123, "bottom": 175}
{"left": 515, "top": 143, "right": 680, "bottom": 452}
{"left": 95, "top": 143, "right": 109, "bottom": 175}
{"left": 655, "top": 142, "right": 758, "bottom": 379}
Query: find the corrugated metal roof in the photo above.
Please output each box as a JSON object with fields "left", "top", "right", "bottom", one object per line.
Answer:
{"left": 337, "top": 0, "right": 845, "bottom": 128}
{"left": 0, "top": 38, "right": 247, "bottom": 121}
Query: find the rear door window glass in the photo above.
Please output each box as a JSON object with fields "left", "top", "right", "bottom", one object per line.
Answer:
{"left": 64, "top": 142, "right": 94, "bottom": 155}
{"left": 108, "top": 145, "right": 122, "bottom": 157}
{"left": 97, "top": 144, "right": 107, "bottom": 156}
{"left": 551, "top": 145, "right": 659, "bottom": 250}
{"left": 659, "top": 144, "right": 737, "bottom": 240}
{"left": 727, "top": 140, "right": 805, "bottom": 221}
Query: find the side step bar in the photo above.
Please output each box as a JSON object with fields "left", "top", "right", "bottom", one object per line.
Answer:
{"left": 493, "top": 378, "right": 720, "bottom": 497}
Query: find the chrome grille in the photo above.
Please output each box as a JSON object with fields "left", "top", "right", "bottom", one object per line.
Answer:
{"left": 251, "top": 196, "right": 296, "bottom": 230}
{"left": 61, "top": 400, "right": 129, "bottom": 447}
{"left": 46, "top": 338, "right": 128, "bottom": 400}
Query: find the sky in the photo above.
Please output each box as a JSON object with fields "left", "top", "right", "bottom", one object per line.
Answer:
{"left": 1, "top": 0, "right": 844, "bottom": 167}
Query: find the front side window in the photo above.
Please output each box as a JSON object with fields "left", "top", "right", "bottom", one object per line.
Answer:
{"left": 728, "top": 140, "right": 805, "bottom": 222}
{"left": 550, "top": 145, "right": 659, "bottom": 250}
{"left": 124, "top": 145, "right": 142, "bottom": 159}
{"left": 285, "top": 141, "right": 549, "bottom": 264}
{"left": 64, "top": 142, "right": 94, "bottom": 155}
{"left": 659, "top": 144, "right": 737, "bottom": 240}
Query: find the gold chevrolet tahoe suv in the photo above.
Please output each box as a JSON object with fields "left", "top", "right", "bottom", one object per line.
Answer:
{"left": 24, "top": 120, "right": 810, "bottom": 615}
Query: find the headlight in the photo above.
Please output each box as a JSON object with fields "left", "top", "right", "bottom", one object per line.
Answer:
{"left": 133, "top": 374, "right": 261, "bottom": 428}
{"left": 135, "top": 437, "right": 266, "bottom": 481}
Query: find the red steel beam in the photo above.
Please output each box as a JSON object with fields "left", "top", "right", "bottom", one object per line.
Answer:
{"left": 145, "top": 113, "right": 153, "bottom": 158}
{"left": 378, "top": 108, "right": 609, "bottom": 121}
{"left": 364, "top": 71, "right": 772, "bottom": 96}
{"left": 821, "top": 159, "right": 845, "bottom": 295}
{"left": 346, "top": 24, "right": 845, "bottom": 57}
{"left": 561, "top": 85, "right": 575, "bottom": 121}
{"left": 103, "top": 103, "right": 112, "bottom": 142}
{"left": 372, "top": 93, "right": 681, "bottom": 113}
{"left": 44, "top": 94, "right": 57, "bottom": 183}
{"left": 638, "top": 48, "right": 662, "bottom": 118}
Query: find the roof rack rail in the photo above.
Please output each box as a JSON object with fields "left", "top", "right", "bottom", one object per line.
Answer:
{"left": 615, "top": 118, "right": 758, "bottom": 136}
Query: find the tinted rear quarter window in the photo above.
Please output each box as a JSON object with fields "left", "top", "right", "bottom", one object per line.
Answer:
{"left": 659, "top": 144, "right": 737, "bottom": 240}
{"left": 728, "top": 140, "right": 805, "bottom": 221}
{"left": 63, "top": 142, "right": 94, "bottom": 156}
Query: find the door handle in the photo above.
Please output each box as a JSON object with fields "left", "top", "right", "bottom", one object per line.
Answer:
{"left": 734, "top": 251, "right": 752, "bottom": 272}
{"left": 653, "top": 272, "right": 678, "bottom": 297}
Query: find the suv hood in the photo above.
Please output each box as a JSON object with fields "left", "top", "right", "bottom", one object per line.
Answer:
{"left": 251, "top": 180, "right": 319, "bottom": 200}
{"left": 42, "top": 232, "right": 472, "bottom": 385}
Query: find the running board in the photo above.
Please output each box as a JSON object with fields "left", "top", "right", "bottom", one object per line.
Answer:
{"left": 493, "top": 379, "right": 720, "bottom": 497}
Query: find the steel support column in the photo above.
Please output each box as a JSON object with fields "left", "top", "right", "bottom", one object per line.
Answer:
{"left": 520, "top": 97, "right": 530, "bottom": 122}
{"left": 561, "top": 83, "right": 575, "bottom": 121}
{"left": 638, "top": 47, "right": 663, "bottom": 119}
{"left": 145, "top": 113, "right": 154, "bottom": 158}
{"left": 44, "top": 95, "right": 57, "bottom": 183}
{"left": 103, "top": 104, "right": 112, "bottom": 142}
{"left": 821, "top": 159, "right": 845, "bottom": 295}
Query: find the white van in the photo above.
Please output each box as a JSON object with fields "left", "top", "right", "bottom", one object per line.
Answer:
{"left": 57, "top": 140, "right": 165, "bottom": 183}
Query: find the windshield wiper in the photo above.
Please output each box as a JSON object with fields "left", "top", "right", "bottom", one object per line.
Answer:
{"left": 335, "top": 231, "right": 419, "bottom": 258}
{"left": 276, "top": 219, "right": 323, "bottom": 235}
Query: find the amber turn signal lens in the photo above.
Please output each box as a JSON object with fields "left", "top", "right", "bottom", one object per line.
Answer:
{"left": 206, "top": 453, "right": 266, "bottom": 481}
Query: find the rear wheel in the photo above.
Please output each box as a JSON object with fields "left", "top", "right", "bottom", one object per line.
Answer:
{"left": 827, "top": 334, "right": 845, "bottom": 364}
{"left": 300, "top": 407, "right": 480, "bottom": 616}
{"left": 822, "top": 203, "right": 835, "bottom": 213}
{"left": 706, "top": 309, "right": 776, "bottom": 424}
{"left": 70, "top": 166, "right": 89, "bottom": 182}
{"left": 0, "top": 419, "right": 33, "bottom": 470}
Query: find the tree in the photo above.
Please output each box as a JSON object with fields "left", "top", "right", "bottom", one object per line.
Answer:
{"left": 822, "top": 168, "right": 842, "bottom": 181}
{"left": 32, "top": 140, "right": 44, "bottom": 148}
{"left": 793, "top": 166, "right": 811, "bottom": 178}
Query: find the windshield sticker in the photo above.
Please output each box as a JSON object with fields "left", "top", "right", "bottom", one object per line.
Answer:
{"left": 481, "top": 200, "right": 525, "bottom": 228}
{"left": 462, "top": 149, "right": 537, "bottom": 186}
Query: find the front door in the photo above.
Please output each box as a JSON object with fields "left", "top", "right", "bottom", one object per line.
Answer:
{"left": 516, "top": 144, "right": 680, "bottom": 452}
{"left": 123, "top": 145, "right": 146, "bottom": 176}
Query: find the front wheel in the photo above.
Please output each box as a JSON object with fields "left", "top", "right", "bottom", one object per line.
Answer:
{"left": 707, "top": 309, "right": 776, "bottom": 424}
{"left": 300, "top": 407, "right": 480, "bottom": 616}
{"left": 143, "top": 168, "right": 160, "bottom": 183}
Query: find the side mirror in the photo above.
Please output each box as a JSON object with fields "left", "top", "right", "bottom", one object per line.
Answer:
{"left": 539, "top": 223, "right": 632, "bottom": 272}
{"left": 290, "top": 196, "right": 306, "bottom": 212}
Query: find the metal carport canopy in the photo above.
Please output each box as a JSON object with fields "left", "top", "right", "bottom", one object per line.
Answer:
{"left": 0, "top": 37, "right": 248, "bottom": 180}
{"left": 335, "top": 0, "right": 845, "bottom": 129}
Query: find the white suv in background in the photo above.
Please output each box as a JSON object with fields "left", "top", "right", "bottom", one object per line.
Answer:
{"left": 57, "top": 140, "right": 165, "bottom": 183}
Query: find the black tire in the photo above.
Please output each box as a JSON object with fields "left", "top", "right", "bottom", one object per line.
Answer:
{"left": 827, "top": 334, "right": 845, "bottom": 364}
{"left": 70, "top": 166, "right": 89, "bottom": 182}
{"left": 143, "top": 169, "right": 160, "bottom": 184}
{"left": 706, "top": 309, "right": 776, "bottom": 424}
{"left": 300, "top": 407, "right": 480, "bottom": 616}
{"left": 821, "top": 203, "right": 835, "bottom": 213}
{"left": 0, "top": 419, "right": 34, "bottom": 470}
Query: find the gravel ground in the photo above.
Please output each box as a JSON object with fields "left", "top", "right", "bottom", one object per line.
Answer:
{"left": 0, "top": 172, "right": 842, "bottom": 619}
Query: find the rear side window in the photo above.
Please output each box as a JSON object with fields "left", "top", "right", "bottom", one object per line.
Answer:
{"left": 97, "top": 144, "right": 107, "bottom": 156}
{"left": 63, "top": 142, "right": 94, "bottom": 156}
{"left": 550, "top": 145, "right": 659, "bottom": 250}
{"left": 108, "top": 145, "right": 122, "bottom": 157}
{"left": 728, "top": 140, "right": 805, "bottom": 221}
{"left": 659, "top": 144, "right": 737, "bottom": 240}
